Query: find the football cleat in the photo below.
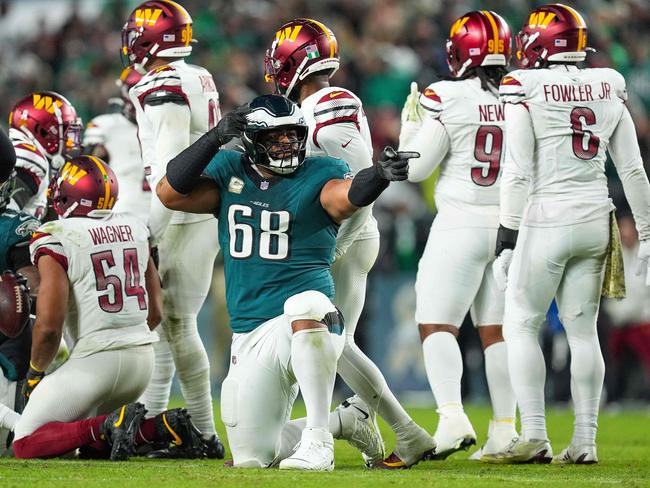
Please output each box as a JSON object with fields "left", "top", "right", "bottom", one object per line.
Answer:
{"left": 469, "top": 419, "right": 518, "bottom": 461}
{"left": 375, "top": 424, "right": 436, "bottom": 469}
{"left": 279, "top": 428, "right": 334, "bottom": 471}
{"left": 430, "top": 409, "right": 477, "bottom": 460}
{"left": 203, "top": 434, "right": 226, "bottom": 459}
{"left": 145, "top": 408, "right": 207, "bottom": 459}
{"left": 101, "top": 402, "right": 147, "bottom": 461}
{"left": 335, "top": 395, "right": 385, "bottom": 467}
{"left": 552, "top": 444, "right": 598, "bottom": 465}
{"left": 482, "top": 437, "right": 553, "bottom": 464}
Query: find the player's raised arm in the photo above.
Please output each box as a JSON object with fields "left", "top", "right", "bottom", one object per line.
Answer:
{"left": 320, "top": 146, "right": 419, "bottom": 222}
{"left": 157, "top": 106, "right": 250, "bottom": 213}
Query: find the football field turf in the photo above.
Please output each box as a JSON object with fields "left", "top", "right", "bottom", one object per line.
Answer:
{"left": 0, "top": 403, "right": 648, "bottom": 487}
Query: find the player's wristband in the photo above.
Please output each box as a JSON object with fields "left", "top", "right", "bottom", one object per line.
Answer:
{"left": 495, "top": 225, "right": 519, "bottom": 256}
{"left": 348, "top": 165, "right": 390, "bottom": 207}
{"left": 165, "top": 131, "right": 221, "bottom": 195}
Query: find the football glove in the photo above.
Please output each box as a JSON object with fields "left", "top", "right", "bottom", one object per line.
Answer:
{"left": 207, "top": 105, "right": 251, "bottom": 148}
{"left": 636, "top": 239, "right": 650, "bottom": 286}
{"left": 377, "top": 146, "right": 419, "bottom": 182}
{"left": 22, "top": 363, "right": 45, "bottom": 402}
{"left": 401, "top": 82, "right": 423, "bottom": 124}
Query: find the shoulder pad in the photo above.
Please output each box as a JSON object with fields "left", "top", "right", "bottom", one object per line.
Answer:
{"left": 13, "top": 142, "right": 47, "bottom": 175}
{"left": 499, "top": 72, "right": 526, "bottom": 104}
{"left": 419, "top": 83, "right": 444, "bottom": 115}
{"left": 133, "top": 65, "right": 187, "bottom": 107}
{"left": 604, "top": 68, "right": 627, "bottom": 102}
{"left": 29, "top": 228, "right": 68, "bottom": 270}
{"left": 313, "top": 89, "right": 361, "bottom": 125}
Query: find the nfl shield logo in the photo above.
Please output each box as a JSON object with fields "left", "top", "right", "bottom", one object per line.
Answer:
{"left": 260, "top": 181, "right": 269, "bottom": 190}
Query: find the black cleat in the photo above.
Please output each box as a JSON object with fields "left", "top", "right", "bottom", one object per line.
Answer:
{"left": 145, "top": 408, "right": 207, "bottom": 459}
{"left": 203, "top": 434, "right": 225, "bottom": 459}
{"left": 101, "top": 403, "right": 147, "bottom": 461}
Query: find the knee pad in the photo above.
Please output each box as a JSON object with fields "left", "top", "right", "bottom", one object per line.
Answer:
{"left": 284, "top": 291, "right": 336, "bottom": 323}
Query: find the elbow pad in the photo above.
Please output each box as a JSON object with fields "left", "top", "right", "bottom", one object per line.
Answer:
{"left": 347, "top": 166, "right": 389, "bottom": 207}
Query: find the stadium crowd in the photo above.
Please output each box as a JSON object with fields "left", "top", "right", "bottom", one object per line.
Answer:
{"left": 0, "top": 0, "right": 649, "bottom": 406}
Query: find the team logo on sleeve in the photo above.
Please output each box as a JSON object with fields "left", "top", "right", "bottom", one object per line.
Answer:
{"left": 423, "top": 88, "right": 442, "bottom": 103}
{"left": 15, "top": 218, "right": 40, "bottom": 237}
{"left": 228, "top": 177, "right": 244, "bottom": 194}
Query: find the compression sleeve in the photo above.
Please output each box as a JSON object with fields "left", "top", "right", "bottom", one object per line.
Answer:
{"left": 499, "top": 103, "right": 535, "bottom": 230}
{"left": 609, "top": 107, "right": 650, "bottom": 240}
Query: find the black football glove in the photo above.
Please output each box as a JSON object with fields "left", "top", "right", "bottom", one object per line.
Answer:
{"left": 376, "top": 146, "right": 420, "bottom": 182}
{"left": 206, "top": 105, "right": 251, "bottom": 148}
{"left": 22, "top": 364, "right": 45, "bottom": 402}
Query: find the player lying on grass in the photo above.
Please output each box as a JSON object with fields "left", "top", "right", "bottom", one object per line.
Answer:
{"left": 156, "top": 94, "right": 419, "bottom": 470}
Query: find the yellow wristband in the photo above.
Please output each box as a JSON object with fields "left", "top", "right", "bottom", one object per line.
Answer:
{"left": 29, "top": 361, "right": 45, "bottom": 373}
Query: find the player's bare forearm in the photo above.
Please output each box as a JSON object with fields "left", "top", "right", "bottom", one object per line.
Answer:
{"left": 30, "top": 255, "right": 68, "bottom": 371}
{"left": 145, "top": 255, "right": 162, "bottom": 330}
{"left": 157, "top": 175, "right": 221, "bottom": 214}
{"left": 321, "top": 178, "right": 358, "bottom": 223}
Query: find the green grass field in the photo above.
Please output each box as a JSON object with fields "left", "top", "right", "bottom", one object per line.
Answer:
{"left": 0, "top": 404, "right": 649, "bottom": 487}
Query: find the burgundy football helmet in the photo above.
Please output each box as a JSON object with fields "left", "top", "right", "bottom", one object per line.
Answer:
{"left": 516, "top": 3, "right": 588, "bottom": 69}
{"left": 264, "top": 18, "right": 340, "bottom": 98}
{"left": 8, "top": 91, "right": 82, "bottom": 169}
{"left": 122, "top": 0, "right": 193, "bottom": 72}
{"left": 116, "top": 66, "right": 143, "bottom": 122}
{"left": 446, "top": 11, "right": 512, "bottom": 78}
{"left": 49, "top": 155, "right": 118, "bottom": 218}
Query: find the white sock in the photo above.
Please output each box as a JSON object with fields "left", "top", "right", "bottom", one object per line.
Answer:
{"left": 291, "top": 328, "right": 338, "bottom": 431}
{"left": 166, "top": 314, "right": 216, "bottom": 437}
{"left": 484, "top": 341, "right": 517, "bottom": 422}
{"left": 567, "top": 330, "right": 604, "bottom": 446}
{"left": 0, "top": 403, "right": 19, "bottom": 430}
{"left": 504, "top": 321, "right": 548, "bottom": 441}
{"left": 422, "top": 332, "right": 463, "bottom": 412}
{"left": 337, "top": 338, "right": 412, "bottom": 430}
{"left": 139, "top": 335, "right": 175, "bottom": 417}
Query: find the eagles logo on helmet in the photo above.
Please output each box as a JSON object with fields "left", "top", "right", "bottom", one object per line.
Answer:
{"left": 516, "top": 3, "right": 589, "bottom": 68}
{"left": 242, "top": 95, "right": 308, "bottom": 175}
{"left": 264, "top": 18, "right": 340, "bottom": 99}
{"left": 8, "top": 91, "right": 82, "bottom": 170}
{"left": 48, "top": 155, "right": 119, "bottom": 219}
{"left": 446, "top": 11, "right": 512, "bottom": 78}
{"left": 121, "top": 0, "right": 194, "bottom": 73}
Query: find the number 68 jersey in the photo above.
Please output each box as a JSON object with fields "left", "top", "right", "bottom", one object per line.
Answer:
{"left": 417, "top": 77, "right": 505, "bottom": 228}
{"left": 29, "top": 213, "right": 156, "bottom": 356}
{"left": 204, "top": 150, "right": 350, "bottom": 334}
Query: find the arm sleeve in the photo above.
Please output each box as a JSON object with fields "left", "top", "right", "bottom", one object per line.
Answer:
{"left": 314, "top": 122, "right": 373, "bottom": 253}
{"left": 609, "top": 107, "right": 650, "bottom": 240}
{"left": 401, "top": 116, "right": 450, "bottom": 183}
{"left": 499, "top": 103, "right": 535, "bottom": 230}
{"left": 0, "top": 127, "right": 15, "bottom": 182}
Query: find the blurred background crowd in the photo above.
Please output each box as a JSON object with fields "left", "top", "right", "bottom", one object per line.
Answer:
{"left": 1, "top": 0, "right": 649, "bottom": 409}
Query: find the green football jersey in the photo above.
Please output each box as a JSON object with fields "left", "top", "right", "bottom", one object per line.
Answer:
{"left": 204, "top": 150, "right": 351, "bottom": 333}
{"left": 0, "top": 208, "right": 40, "bottom": 271}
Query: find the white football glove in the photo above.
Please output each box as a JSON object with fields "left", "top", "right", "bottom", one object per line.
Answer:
{"left": 492, "top": 249, "right": 514, "bottom": 292}
{"left": 400, "top": 81, "right": 423, "bottom": 124}
{"left": 635, "top": 239, "right": 650, "bottom": 286}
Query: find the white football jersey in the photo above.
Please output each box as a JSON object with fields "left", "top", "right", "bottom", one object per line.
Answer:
{"left": 9, "top": 128, "right": 50, "bottom": 219}
{"left": 301, "top": 86, "right": 379, "bottom": 240}
{"left": 84, "top": 113, "right": 151, "bottom": 223}
{"left": 130, "top": 59, "right": 220, "bottom": 225}
{"left": 418, "top": 77, "right": 504, "bottom": 227}
{"left": 499, "top": 65, "right": 626, "bottom": 226}
{"left": 30, "top": 213, "right": 156, "bottom": 357}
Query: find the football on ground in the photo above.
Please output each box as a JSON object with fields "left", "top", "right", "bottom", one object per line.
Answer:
{"left": 0, "top": 403, "right": 648, "bottom": 487}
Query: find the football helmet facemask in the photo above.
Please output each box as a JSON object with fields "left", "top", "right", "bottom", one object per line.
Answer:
{"left": 242, "top": 95, "right": 308, "bottom": 175}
